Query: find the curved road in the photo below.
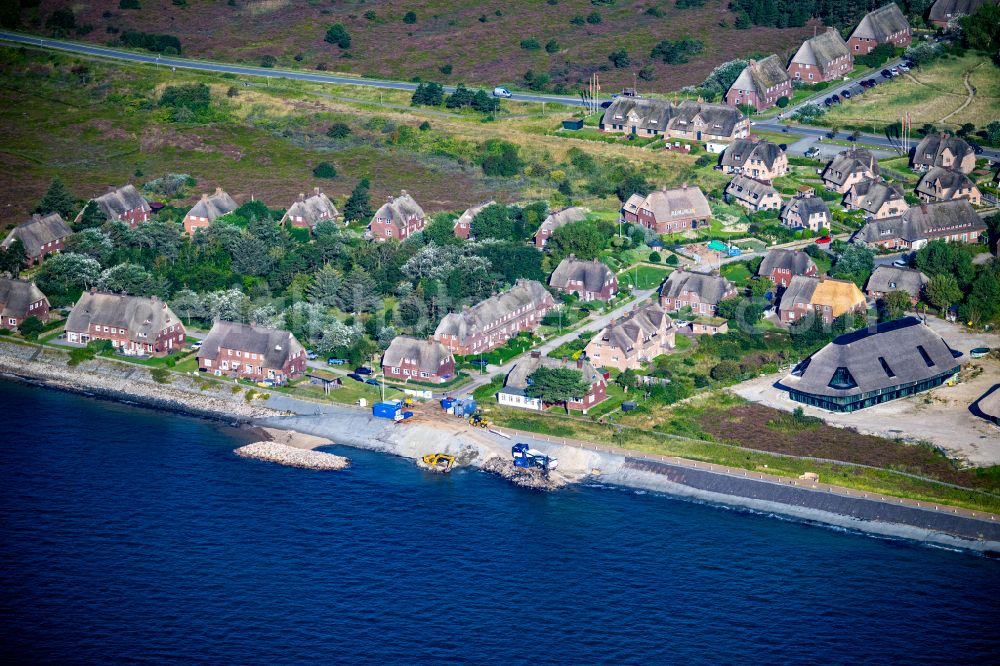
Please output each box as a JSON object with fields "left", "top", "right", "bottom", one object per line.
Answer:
{"left": 4, "top": 29, "right": 997, "bottom": 161}
{"left": 0, "top": 30, "right": 585, "bottom": 107}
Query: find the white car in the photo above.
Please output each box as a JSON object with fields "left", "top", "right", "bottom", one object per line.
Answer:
{"left": 492, "top": 87, "right": 512, "bottom": 98}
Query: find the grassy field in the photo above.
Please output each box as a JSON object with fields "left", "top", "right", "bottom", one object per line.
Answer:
{"left": 12, "top": 0, "right": 816, "bottom": 93}
{"left": 818, "top": 54, "right": 1000, "bottom": 133}
{"left": 619, "top": 264, "right": 670, "bottom": 290}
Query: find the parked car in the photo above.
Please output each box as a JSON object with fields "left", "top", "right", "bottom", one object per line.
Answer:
{"left": 327, "top": 358, "right": 347, "bottom": 366}
{"left": 347, "top": 373, "right": 364, "bottom": 382}
{"left": 880, "top": 69, "right": 892, "bottom": 78}
{"left": 969, "top": 141, "right": 984, "bottom": 154}
{"left": 190, "top": 341, "right": 202, "bottom": 350}
{"left": 306, "top": 350, "right": 317, "bottom": 360}
{"left": 804, "top": 147, "right": 821, "bottom": 158}
{"left": 889, "top": 67, "right": 899, "bottom": 76}
{"left": 492, "top": 86, "right": 512, "bottom": 98}
{"left": 830, "top": 94, "right": 840, "bottom": 104}
{"left": 892, "top": 259, "right": 908, "bottom": 268}
{"left": 842, "top": 89, "right": 852, "bottom": 99}
{"left": 866, "top": 78, "right": 877, "bottom": 87}
{"left": 354, "top": 366, "right": 373, "bottom": 375}
{"left": 824, "top": 97, "right": 833, "bottom": 107}
{"left": 815, "top": 235, "right": 832, "bottom": 244}
{"left": 469, "top": 359, "right": 489, "bottom": 367}
{"left": 365, "top": 378, "right": 380, "bottom": 386}
{"left": 778, "top": 143, "right": 787, "bottom": 151}
{"left": 897, "top": 63, "right": 909, "bottom": 72}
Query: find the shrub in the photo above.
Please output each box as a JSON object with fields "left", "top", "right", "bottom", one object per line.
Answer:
{"left": 776, "top": 96, "right": 789, "bottom": 108}
{"left": 259, "top": 55, "right": 276, "bottom": 68}
{"left": 545, "top": 39, "right": 559, "bottom": 53}
{"left": 439, "top": 63, "right": 452, "bottom": 75}
{"left": 119, "top": 30, "right": 182, "bottom": 53}
{"left": 324, "top": 23, "right": 351, "bottom": 48}
{"left": 649, "top": 251, "right": 662, "bottom": 263}
{"left": 694, "top": 154, "right": 714, "bottom": 168}
{"left": 520, "top": 38, "right": 541, "bottom": 50}
{"left": 159, "top": 84, "right": 210, "bottom": 111}
{"left": 18, "top": 316, "right": 45, "bottom": 339}
{"left": 651, "top": 38, "right": 703, "bottom": 64}
{"left": 586, "top": 11, "right": 602, "bottom": 24}
{"left": 364, "top": 10, "right": 377, "bottom": 21}
{"left": 608, "top": 49, "right": 630, "bottom": 68}
{"left": 403, "top": 11, "right": 417, "bottom": 24}
{"left": 119, "top": 0, "right": 140, "bottom": 8}
{"left": 151, "top": 368, "right": 171, "bottom": 384}
{"left": 419, "top": 121, "right": 431, "bottom": 131}
{"left": 327, "top": 122, "right": 351, "bottom": 138}
{"left": 665, "top": 254, "right": 678, "bottom": 266}
{"left": 570, "top": 15, "right": 585, "bottom": 25}
{"left": 710, "top": 360, "right": 741, "bottom": 381}
{"left": 312, "top": 162, "right": 337, "bottom": 178}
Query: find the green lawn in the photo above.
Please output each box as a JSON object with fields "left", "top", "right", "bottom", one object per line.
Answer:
{"left": 619, "top": 264, "right": 671, "bottom": 290}
{"left": 720, "top": 262, "right": 752, "bottom": 286}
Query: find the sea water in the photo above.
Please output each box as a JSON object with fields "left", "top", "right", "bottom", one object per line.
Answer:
{"left": 1, "top": 381, "right": 998, "bottom": 663}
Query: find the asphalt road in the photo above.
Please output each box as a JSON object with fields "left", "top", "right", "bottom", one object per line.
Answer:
{"left": 0, "top": 30, "right": 585, "bottom": 107}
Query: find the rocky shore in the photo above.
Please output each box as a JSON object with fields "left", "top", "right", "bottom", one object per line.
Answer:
{"left": 234, "top": 441, "right": 349, "bottom": 470}
{"left": 0, "top": 340, "right": 282, "bottom": 422}
{"left": 482, "top": 457, "right": 565, "bottom": 490}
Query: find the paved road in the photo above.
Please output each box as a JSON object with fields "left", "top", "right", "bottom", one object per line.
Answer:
{"left": 0, "top": 30, "right": 585, "bottom": 108}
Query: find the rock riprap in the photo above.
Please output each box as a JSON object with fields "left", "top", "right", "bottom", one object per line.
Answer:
{"left": 235, "top": 442, "right": 350, "bottom": 470}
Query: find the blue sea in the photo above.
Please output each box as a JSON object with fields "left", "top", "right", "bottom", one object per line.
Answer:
{"left": 1, "top": 380, "right": 998, "bottom": 664}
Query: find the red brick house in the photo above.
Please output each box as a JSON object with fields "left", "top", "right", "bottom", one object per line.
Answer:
{"left": 369, "top": 190, "right": 426, "bottom": 241}
{"left": 280, "top": 188, "right": 339, "bottom": 231}
{"left": 757, "top": 249, "right": 818, "bottom": 288}
{"left": 549, "top": 256, "right": 618, "bottom": 302}
{"left": 453, "top": 200, "right": 494, "bottom": 240}
{"left": 381, "top": 336, "right": 455, "bottom": 384}
{"left": 433, "top": 279, "right": 555, "bottom": 355}
{"left": 183, "top": 187, "right": 238, "bottom": 235}
{"left": 65, "top": 291, "right": 186, "bottom": 357}
{"left": 621, "top": 185, "right": 712, "bottom": 234}
{"left": 198, "top": 320, "right": 306, "bottom": 384}
{"left": 725, "top": 55, "right": 793, "bottom": 111}
{"left": 659, "top": 270, "right": 738, "bottom": 317}
{"left": 1, "top": 213, "right": 72, "bottom": 266}
{"left": 788, "top": 28, "right": 853, "bottom": 83}
{"left": 79, "top": 184, "right": 151, "bottom": 229}
{"left": 847, "top": 3, "right": 911, "bottom": 54}
{"left": 534, "top": 207, "right": 588, "bottom": 248}
{"left": 497, "top": 352, "right": 608, "bottom": 413}
{"left": 0, "top": 278, "right": 50, "bottom": 329}
{"left": 852, "top": 200, "right": 987, "bottom": 250}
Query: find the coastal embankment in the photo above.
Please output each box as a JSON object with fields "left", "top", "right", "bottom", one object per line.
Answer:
{"left": 0, "top": 339, "right": 282, "bottom": 422}
{"left": 3, "top": 339, "right": 999, "bottom": 553}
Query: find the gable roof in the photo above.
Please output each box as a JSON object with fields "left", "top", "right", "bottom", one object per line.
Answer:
{"left": 623, "top": 186, "right": 712, "bottom": 223}
{"left": 720, "top": 139, "right": 784, "bottom": 170}
{"left": 198, "top": 320, "right": 304, "bottom": 370}
{"left": 912, "top": 133, "right": 974, "bottom": 168}
{"left": 851, "top": 3, "right": 910, "bottom": 41}
{"left": 915, "top": 167, "right": 978, "bottom": 199}
{"left": 536, "top": 207, "right": 588, "bottom": 239}
{"left": 600, "top": 98, "right": 745, "bottom": 136}
{"left": 90, "top": 184, "right": 150, "bottom": 220}
{"left": 823, "top": 148, "right": 880, "bottom": 187}
{"left": 781, "top": 194, "right": 831, "bottom": 223}
{"left": 791, "top": 29, "right": 851, "bottom": 74}
{"left": 661, "top": 270, "right": 735, "bottom": 306}
{"left": 929, "top": 0, "right": 989, "bottom": 23}
{"left": 731, "top": 55, "right": 790, "bottom": 97}
{"left": 591, "top": 302, "right": 671, "bottom": 352}
{"left": 758, "top": 249, "right": 817, "bottom": 278}
{"left": 0, "top": 278, "right": 47, "bottom": 319}
{"left": 854, "top": 200, "right": 986, "bottom": 243}
{"left": 783, "top": 317, "right": 960, "bottom": 399}
{"left": 455, "top": 200, "right": 495, "bottom": 230}
{"left": 186, "top": 188, "right": 238, "bottom": 222}
{"left": 502, "top": 354, "right": 604, "bottom": 395}
{"left": 781, "top": 276, "right": 866, "bottom": 317}
{"left": 282, "top": 188, "right": 339, "bottom": 227}
{"left": 846, "top": 180, "right": 907, "bottom": 214}
{"left": 382, "top": 336, "right": 453, "bottom": 374}
{"left": 1, "top": 213, "right": 72, "bottom": 258}
{"left": 866, "top": 265, "right": 928, "bottom": 297}
{"left": 373, "top": 190, "right": 425, "bottom": 226}
{"left": 434, "top": 279, "right": 554, "bottom": 344}
{"left": 65, "top": 291, "right": 181, "bottom": 344}
{"left": 549, "top": 257, "right": 615, "bottom": 292}
{"left": 725, "top": 175, "right": 780, "bottom": 204}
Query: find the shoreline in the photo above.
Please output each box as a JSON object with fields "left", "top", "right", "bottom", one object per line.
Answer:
{"left": 3, "top": 339, "right": 999, "bottom": 555}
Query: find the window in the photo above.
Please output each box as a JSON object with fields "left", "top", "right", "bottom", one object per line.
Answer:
{"left": 916, "top": 345, "right": 934, "bottom": 367}
{"left": 828, "top": 366, "right": 857, "bottom": 390}
{"left": 878, "top": 357, "right": 896, "bottom": 378}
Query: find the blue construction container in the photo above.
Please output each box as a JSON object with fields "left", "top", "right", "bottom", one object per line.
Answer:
{"left": 373, "top": 401, "right": 401, "bottom": 419}
{"left": 462, "top": 399, "right": 478, "bottom": 416}
{"left": 440, "top": 398, "right": 456, "bottom": 411}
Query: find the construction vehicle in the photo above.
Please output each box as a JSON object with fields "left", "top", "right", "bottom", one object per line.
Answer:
{"left": 468, "top": 412, "right": 491, "bottom": 428}
{"left": 512, "top": 443, "right": 558, "bottom": 472}
{"left": 421, "top": 453, "right": 455, "bottom": 472}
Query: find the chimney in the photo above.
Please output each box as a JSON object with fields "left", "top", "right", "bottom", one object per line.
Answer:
{"left": 682, "top": 182, "right": 688, "bottom": 190}
{"left": 530, "top": 351, "right": 541, "bottom": 359}
{"left": 313, "top": 187, "right": 321, "bottom": 196}
{"left": 819, "top": 275, "right": 826, "bottom": 283}
{"left": 920, "top": 203, "right": 928, "bottom": 213}
{"left": 561, "top": 355, "right": 568, "bottom": 365}
{"left": 214, "top": 186, "right": 223, "bottom": 196}
{"left": 107, "top": 185, "right": 116, "bottom": 193}
{"left": 90, "top": 287, "right": 97, "bottom": 294}
{"left": 400, "top": 189, "right": 408, "bottom": 197}
{"left": 299, "top": 192, "right": 306, "bottom": 201}
{"left": 576, "top": 358, "right": 583, "bottom": 369}
{"left": 749, "top": 59, "right": 756, "bottom": 66}
{"left": 201, "top": 193, "right": 209, "bottom": 201}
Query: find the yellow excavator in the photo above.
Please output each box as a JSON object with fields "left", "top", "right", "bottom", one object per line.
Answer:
{"left": 468, "top": 412, "right": 490, "bottom": 429}
{"left": 421, "top": 453, "right": 455, "bottom": 472}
